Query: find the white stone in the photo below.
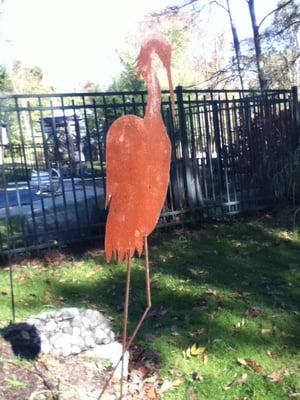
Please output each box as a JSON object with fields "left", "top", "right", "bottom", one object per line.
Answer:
{"left": 81, "top": 316, "right": 91, "bottom": 328}
{"left": 62, "top": 343, "right": 72, "bottom": 357}
{"left": 71, "top": 345, "right": 81, "bottom": 354}
{"left": 41, "top": 341, "right": 51, "bottom": 354}
{"left": 85, "top": 335, "right": 95, "bottom": 348}
{"left": 72, "top": 327, "right": 81, "bottom": 336}
{"left": 45, "top": 320, "right": 57, "bottom": 332}
{"left": 71, "top": 335, "right": 85, "bottom": 348}
{"left": 84, "top": 342, "right": 129, "bottom": 379}
{"left": 72, "top": 315, "right": 82, "bottom": 327}
{"left": 52, "top": 348, "right": 61, "bottom": 357}
{"left": 94, "top": 327, "right": 106, "bottom": 344}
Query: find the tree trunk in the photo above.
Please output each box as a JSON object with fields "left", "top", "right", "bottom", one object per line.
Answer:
{"left": 248, "top": 0, "right": 268, "bottom": 90}
{"left": 226, "top": 0, "right": 244, "bottom": 90}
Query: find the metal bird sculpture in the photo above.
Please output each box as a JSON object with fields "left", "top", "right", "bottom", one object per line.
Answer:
{"left": 102, "top": 35, "right": 175, "bottom": 397}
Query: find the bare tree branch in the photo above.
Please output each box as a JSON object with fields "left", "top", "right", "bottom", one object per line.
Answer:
{"left": 258, "top": 0, "right": 292, "bottom": 29}
{"left": 210, "top": 0, "right": 228, "bottom": 13}
{"left": 273, "top": 19, "right": 300, "bottom": 36}
{"left": 151, "top": 0, "right": 199, "bottom": 17}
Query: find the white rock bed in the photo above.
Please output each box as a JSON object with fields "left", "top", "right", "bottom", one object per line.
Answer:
{"left": 3, "top": 308, "right": 129, "bottom": 378}
{"left": 26, "top": 308, "right": 115, "bottom": 357}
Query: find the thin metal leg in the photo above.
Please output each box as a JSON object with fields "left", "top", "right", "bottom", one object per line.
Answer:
{"left": 8, "top": 252, "right": 15, "bottom": 324}
{"left": 124, "top": 235, "right": 151, "bottom": 350}
{"left": 98, "top": 253, "right": 132, "bottom": 400}
{"left": 120, "top": 253, "right": 131, "bottom": 398}
{"left": 98, "top": 237, "right": 152, "bottom": 399}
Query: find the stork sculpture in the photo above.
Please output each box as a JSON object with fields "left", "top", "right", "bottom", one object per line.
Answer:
{"left": 102, "top": 35, "right": 175, "bottom": 397}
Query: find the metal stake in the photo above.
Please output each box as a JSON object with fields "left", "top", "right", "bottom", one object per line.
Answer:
{"left": 8, "top": 252, "right": 16, "bottom": 324}
{"left": 120, "top": 253, "right": 131, "bottom": 398}
{"left": 98, "top": 236, "right": 152, "bottom": 399}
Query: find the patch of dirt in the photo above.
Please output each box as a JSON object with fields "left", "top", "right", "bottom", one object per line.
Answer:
{"left": 0, "top": 336, "right": 167, "bottom": 400}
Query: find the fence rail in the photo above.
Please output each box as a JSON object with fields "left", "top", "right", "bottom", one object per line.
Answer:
{"left": 0, "top": 86, "right": 299, "bottom": 254}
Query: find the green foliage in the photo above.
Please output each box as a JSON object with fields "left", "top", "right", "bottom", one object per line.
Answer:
{"left": 108, "top": 59, "right": 145, "bottom": 92}
{"left": 0, "top": 65, "right": 12, "bottom": 92}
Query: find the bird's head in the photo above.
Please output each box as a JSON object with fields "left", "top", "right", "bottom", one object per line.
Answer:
{"left": 136, "top": 35, "right": 175, "bottom": 117}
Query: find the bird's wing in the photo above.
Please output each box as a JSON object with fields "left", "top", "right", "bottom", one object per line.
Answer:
{"left": 105, "top": 115, "right": 145, "bottom": 208}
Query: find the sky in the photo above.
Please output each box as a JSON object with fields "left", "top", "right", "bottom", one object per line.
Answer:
{"left": 0, "top": 0, "right": 279, "bottom": 91}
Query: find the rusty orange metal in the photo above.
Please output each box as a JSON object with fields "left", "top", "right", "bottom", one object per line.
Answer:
{"left": 105, "top": 35, "right": 175, "bottom": 263}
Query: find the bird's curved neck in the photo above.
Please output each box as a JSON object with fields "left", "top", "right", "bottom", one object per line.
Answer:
{"left": 145, "top": 69, "right": 162, "bottom": 122}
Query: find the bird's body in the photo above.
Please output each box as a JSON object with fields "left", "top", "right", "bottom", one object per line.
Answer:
{"left": 105, "top": 114, "right": 171, "bottom": 262}
{"left": 105, "top": 35, "right": 174, "bottom": 263}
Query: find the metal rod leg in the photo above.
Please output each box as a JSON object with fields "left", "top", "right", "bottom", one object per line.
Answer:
{"left": 98, "top": 237, "right": 151, "bottom": 399}
{"left": 120, "top": 253, "right": 131, "bottom": 398}
{"left": 8, "top": 252, "right": 15, "bottom": 324}
{"left": 98, "top": 254, "right": 132, "bottom": 400}
{"left": 124, "top": 235, "right": 151, "bottom": 350}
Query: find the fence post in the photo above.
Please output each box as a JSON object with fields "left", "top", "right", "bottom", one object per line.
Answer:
{"left": 291, "top": 86, "right": 300, "bottom": 147}
{"left": 175, "top": 86, "right": 197, "bottom": 208}
{"left": 212, "top": 101, "right": 224, "bottom": 192}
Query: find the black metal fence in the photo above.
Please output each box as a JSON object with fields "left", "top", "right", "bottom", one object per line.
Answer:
{"left": 0, "top": 86, "right": 299, "bottom": 254}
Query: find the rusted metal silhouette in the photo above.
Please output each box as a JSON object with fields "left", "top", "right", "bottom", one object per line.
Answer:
{"left": 102, "top": 35, "right": 175, "bottom": 398}
{"left": 105, "top": 35, "right": 175, "bottom": 263}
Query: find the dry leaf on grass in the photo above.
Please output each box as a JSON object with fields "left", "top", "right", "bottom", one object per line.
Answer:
{"left": 146, "top": 385, "right": 158, "bottom": 399}
{"left": 246, "top": 306, "right": 262, "bottom": 318}
{"left": 186, "top": 387, "right": 198, "bottom": 399}
{"left": 267, "top": 372, "right": 284, "bottom": 383}
{"left": 235, "top": 319, "right": 246, "bottom": 329}
{"left": 225, "top": 373, "right": 248, "bottom": 390}
{"left": 237, "top": 358, "right": 263, "bottom": 373}
{"left": 183, "top": 344, "right": 207, "bottom": 359}
{"left": 206, "top": 288, "right": 217, "bottom": 296}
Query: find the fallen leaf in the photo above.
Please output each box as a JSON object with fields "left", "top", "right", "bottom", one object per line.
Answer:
{"left": 188, "top": 328, "right": 207, "bottom": 338}
{"left": 246, "top": 306, "right": 262, "bottom": 318}
{"left": 225, "top": 373, "right": 248, "bottom": 390}
{"left": 237, "top": 358, "right": 263, "bottom": 373}
{"left": 235, "top": 319, "right": 246, "bottom": 329}
{"left": 170, "top": 325, "right": 179, "bottom": 336}
{"left": 266, "top": 350, "right": 276, "bottom": 358}
{"left": 261, "top": 328, "right": 271, "bottom": 335}
{"left": 234, "top": 373, "right": 248, "bottom": 386}
{"left": 131, "top": 365, "right": 151, "bottom": 380}
{"left": 234, "top": 291, "right": 251, "bottom": 300}
{"left": 157, "top": 379, "right": 174, "bottom": 395}
{"left": 289, "top": 392, "right": 300, "bottom": 398}
{"left": 206, "top": 288, "right": 217, "bottom": 296}
{"left": 192, "top": 372, "right": 204, "bottom": 382}
{"left": 245, "top": 359, "right": 263, "bottom": 374}
{"left": 184, "top": 344, "right": 207, "bottom": 359}
{"left": 267, "top": 372, "right": 284, "bottom": 383}
{"left": 186, "top": 387, "right": 198, "bottom": 400}
{"left": 237, "top": 358, "right": 248, "bottom": 367}
{"left": 146, "top": 385, "right": 158, "bottom": 399}
{"left": 86, "top": 270, "right": 97, "bottom": 278}
{"left": 188, "top": 268, "right": 202, "bottom": 277}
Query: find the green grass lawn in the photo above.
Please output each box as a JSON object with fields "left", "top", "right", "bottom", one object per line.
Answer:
{"left": 0, "top": 212, "right": 299, "bottom": 399}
